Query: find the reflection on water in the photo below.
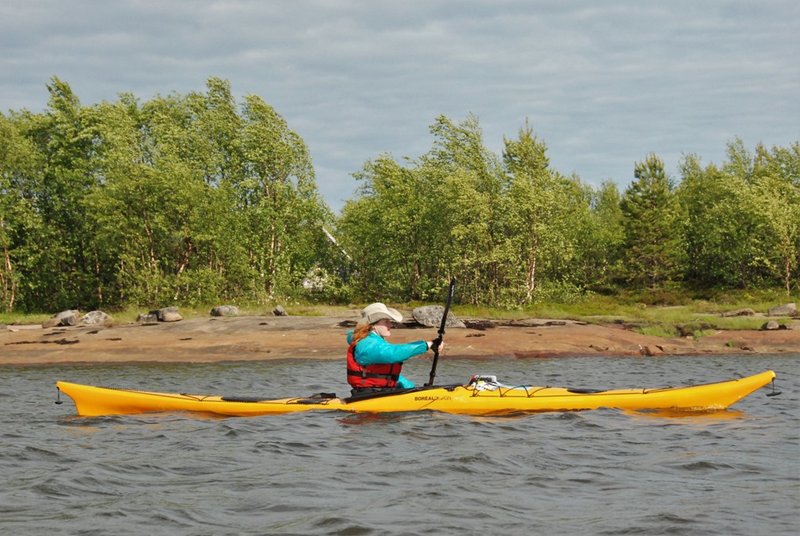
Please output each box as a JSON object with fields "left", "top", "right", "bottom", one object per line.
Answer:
{"left": 1, "top": 354, "right": 798, "bottom": 535}
{"left": 626, "top": 408, "right": 748, "bottom": 420}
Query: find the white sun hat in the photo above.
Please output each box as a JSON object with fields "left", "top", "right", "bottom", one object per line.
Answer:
{"left": 359, "top": 302, "right": 403, "bottom": 325}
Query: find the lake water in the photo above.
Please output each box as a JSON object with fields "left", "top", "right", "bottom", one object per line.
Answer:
{"left": 1, "top": 353, "right": 798, "bottom": 535}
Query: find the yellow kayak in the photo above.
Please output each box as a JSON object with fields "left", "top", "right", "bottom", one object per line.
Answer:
{"left": 55, "top": 370, "right": 776, "bottom": 417}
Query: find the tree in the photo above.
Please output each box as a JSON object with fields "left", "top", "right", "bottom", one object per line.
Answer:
{"left": 239, "top": 93, "right": 327, "bottom": 300}
{"left": 750, "top": 143, "right": 800, "bottom": 293}
{"left": 620, "top": 154, "right": 684, "bottom": 289}
{"left": 21, "top": 77, "right": 101, "bottom": 309}
{"left": 0, "top": 112, "right": 44, "bottom": 311}
{"left": 419, "top": 115, "right": 504, "bottom": 304}
{"left": 339, "top": 114, "right": 505, "bottom": 303}
{"left": 338, "top": 156, "right": 427, "bottom": 299}
{"left": 579, "top": 180, "right": 625, "bottom": 290}
{"left": 498, "top": 122, "right": 585, "bottom": 303}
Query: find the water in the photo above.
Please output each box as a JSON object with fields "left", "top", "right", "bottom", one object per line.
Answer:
{"left": 1, "top": 354, "right": 798, "bottom": 535}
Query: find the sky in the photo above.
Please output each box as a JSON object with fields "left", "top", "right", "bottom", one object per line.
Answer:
{"left": 1, "top": 0, "right": 798, "bottom": 212}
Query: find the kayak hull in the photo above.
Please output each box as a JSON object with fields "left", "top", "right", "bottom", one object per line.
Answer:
{"left": 55, "top": 370, "right": 776, "bottom": 417}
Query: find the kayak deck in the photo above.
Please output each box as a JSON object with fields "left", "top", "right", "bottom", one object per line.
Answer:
{"left": 55, "top": 370, "right": 776, "bottom": 417}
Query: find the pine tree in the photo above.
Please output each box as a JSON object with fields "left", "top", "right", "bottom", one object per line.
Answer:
{"left": 620, "top": 154, "right": 685, "bottom": 289}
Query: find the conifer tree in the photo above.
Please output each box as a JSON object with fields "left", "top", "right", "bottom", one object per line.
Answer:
{"left": 620, "top": 154, "right": 684, "bottom": 289}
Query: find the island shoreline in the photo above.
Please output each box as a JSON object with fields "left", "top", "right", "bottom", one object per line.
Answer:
{"left": 2, "top": 314, "right": 798, "bottom": 366}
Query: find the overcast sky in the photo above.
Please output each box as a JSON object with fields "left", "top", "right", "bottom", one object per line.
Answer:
{"left": 2, "top": 0, "right": 798, "bottom": 211}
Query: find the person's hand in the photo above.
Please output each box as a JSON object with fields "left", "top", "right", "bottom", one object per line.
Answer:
{"left": 428, "top": 340, "right": 445, "bottom": 352}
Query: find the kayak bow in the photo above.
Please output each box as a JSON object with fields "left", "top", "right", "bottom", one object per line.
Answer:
{"left": 55, "top": 370, "right": 776, "bottom": 417}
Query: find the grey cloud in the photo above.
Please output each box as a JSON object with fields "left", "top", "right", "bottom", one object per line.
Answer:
{"left": 1, "top": 0, "right": 798, "bottom": 210}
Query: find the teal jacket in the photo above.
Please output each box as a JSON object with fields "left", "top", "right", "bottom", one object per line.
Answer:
{"left": 346, "top": 331, "right": 429, "bottom": 388}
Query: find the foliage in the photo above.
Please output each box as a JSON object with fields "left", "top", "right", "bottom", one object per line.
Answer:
{"left": 339, "top": 117, "right": 599, "bottom": 306}
{"left": 0, "top": 77, "right": 334, "bottom": 312}
{"left": 339, "top": 117, "right": 796, "bottom": 306}
{"left": 581, "top": 180, "right": 625, "bottom": 290}
{"left": 0, "top": 78, "right": 797, "bottom": 312}
{"left": 620, "top": 154, "right": 685, "bottom": 288}
{"left": 0, "top": 111, "right": 44, "bottom": 312}
{"left": 498, "top": 122, "right": 586, "bottom": 304}
{"left": 339, "top": 114, "right": 507, "bottom": 304}
{"left": 677, "top": 140, "right": 800, "bottom": 294}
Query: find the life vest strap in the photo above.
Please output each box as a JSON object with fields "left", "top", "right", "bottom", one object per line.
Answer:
{"left": 347, "top": 368, "right": 400, "bottom": 381}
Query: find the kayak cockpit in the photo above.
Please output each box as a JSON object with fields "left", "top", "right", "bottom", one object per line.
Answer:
{"left": 343, "top": 384, "right": 461, "bottom": 404}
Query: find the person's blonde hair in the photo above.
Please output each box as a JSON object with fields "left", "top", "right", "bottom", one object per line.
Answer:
{"left": 350, "top": 322, "right": 373, "bottom": 346}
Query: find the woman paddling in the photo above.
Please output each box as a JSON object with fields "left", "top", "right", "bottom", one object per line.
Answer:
{"left": 346, "top": 302, "right": 442, "bottom": 395}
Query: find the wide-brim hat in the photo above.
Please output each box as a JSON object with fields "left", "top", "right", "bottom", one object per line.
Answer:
{"left": 359, "top": 302, "right": 403, "bottom": 325}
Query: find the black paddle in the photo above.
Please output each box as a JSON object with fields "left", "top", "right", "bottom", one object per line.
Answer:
{"left": 425, "top": 277, "right": 457, "bottom": 387}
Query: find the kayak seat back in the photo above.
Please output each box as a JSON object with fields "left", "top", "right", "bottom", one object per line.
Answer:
{"left": 345, "top": 387, "right": 414, "bottom": 403}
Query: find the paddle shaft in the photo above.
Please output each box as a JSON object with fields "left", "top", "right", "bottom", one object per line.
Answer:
{"left": 425, "top": 278, "right": 456, "bottom": 386}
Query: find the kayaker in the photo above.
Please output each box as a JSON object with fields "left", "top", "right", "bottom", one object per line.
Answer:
{"left": 346, "top": 302, "right": 442, "bottom": 395}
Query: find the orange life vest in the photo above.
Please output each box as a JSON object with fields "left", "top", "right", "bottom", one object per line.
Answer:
{"left": 346, "top": 342, "right": 402, "bottom": 389}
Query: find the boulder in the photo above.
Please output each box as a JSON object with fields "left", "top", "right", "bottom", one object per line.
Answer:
{"left": 273, "top": 305, "right": 288, "bottom": 316}
{"left": 81, "top": 310, "right": 113, "bottom": 325}
{"left": 761, "top": 320, "right": 781, "bottom": 331}
{"left": 211, "top": 305, "right": 240, "bottom": 317}
{"left": 42, "top": 310, "right": 80, "bottom": 328}
{"left": 153, "top": 306, "right": 182, "bottom": 322}
{"left": 767, "top": 303, "right": 796, "bottom": 317}
{"left": 638, "top": 345, "right": 665, "bottom": 356}
{"left": 137, "top": 313, "right": 158, "bottom": 324}
{"left": 720, "top": 308, "right": 755, "bottom": 317}
{"left": 412, "top": 305, "right": 466, "bottom": 328}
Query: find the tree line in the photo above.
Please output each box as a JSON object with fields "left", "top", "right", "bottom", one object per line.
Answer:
{"left": 1, "top": 77, "right": 798, "bottom": 312}
{"left": 339, "top": 116, "right": 799, "bottom": 305}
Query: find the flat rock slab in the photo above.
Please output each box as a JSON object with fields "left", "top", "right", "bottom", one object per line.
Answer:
{"left": 768, "top": 303, "right": 796, "bottom": 316}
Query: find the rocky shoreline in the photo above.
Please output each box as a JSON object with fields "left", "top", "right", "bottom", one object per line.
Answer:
{"left": 2, "top": 312, "right": 798, "bottom": 366}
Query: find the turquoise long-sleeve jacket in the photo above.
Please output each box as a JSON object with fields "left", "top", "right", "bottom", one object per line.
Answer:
{"left": 346, "top": 331, "right": 429, "bottom": 388}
